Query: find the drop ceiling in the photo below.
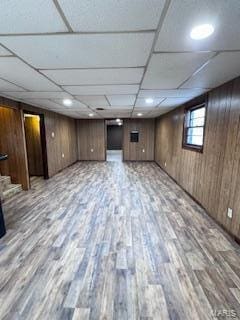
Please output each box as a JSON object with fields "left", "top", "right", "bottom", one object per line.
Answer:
{"left": 0, "top": 0, "right": 240, "bottom": 119}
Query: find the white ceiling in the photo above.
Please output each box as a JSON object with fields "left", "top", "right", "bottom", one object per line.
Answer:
{"left": 63, "top": 85, "right": 139, "bottom": 95}
{"left": 57, "top": 0, "right": 166, "bottom": 32}
{"left": 0, "top": 0, "right": 240, "bottom": 119}
{"left": 0, "top": 34, "right": 154, "bottom": 68}
{"left": 42, "top": 68, "right": 144, "bottom": 85}
{"left": 155, "top": 0, "right": 240, "bottom": 52}
{"left": 0, "top": 45, "right": 11, "bottom": 56}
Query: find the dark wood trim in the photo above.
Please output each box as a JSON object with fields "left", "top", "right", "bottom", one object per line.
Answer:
{"left": 39, "top": 115, "right": 49, "bottom": 179}
{"left": 19, "top": 109, "right": 30, "bottom": 190}
{"left": 0, "top": 199, "right": 6, "bottom": 238}
{"left": 182, "top": 144, "right": 203, "bottom": 153}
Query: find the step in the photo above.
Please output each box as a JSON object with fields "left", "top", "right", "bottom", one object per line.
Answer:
{"left": 2, "top": 184, "right": 22, "bottom": 201}
{"left": 0, "top": 176, "right": 11, "bottom": 189}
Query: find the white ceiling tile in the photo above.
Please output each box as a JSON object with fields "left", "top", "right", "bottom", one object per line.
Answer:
{"left": 64, "top": 85, "right": 139, "bottom": 95}
{"left": 158, "top": 97, "right": 193, "bottom": 108}
{"left": 0, "top": 79, "right": 25, "bottom": 92}
{"left": 41, "top": 68, "right": 144, "bottom": 85}
{"left": 58, "top": 0, "right": 165, "bottom": 31}
{"left": 142, "top": 52, "right": 214, "bottom": 89}
{"left": 109, "top": 106, "right": 133, "bottom": 110}
{"left": 134, "top": 107, "right": 157, "bottom": 112}
{"left": 155, "top": 0, "right": 240, "bottom": 51}
{"left": 22, "top": 99, "right": 64, "bottom": 110}
{"left": 97, "top": 110, "right": 132, "bottom": 118}
{"left": 76, "top": 95, "right": 109, "bottom": 107}
{"left": 0, "top": 57, "right": 60, "bottom": 91}
{"left": 107, "top": 95, "right": 136, "bottom": 106}
{"left": 0, "top": 0, "right": 67, "bottom": 34}
{"left": 99, "top": 109, "right": 133, "bottom": 113}
{"left": 0, "top": 34, "right": 154, "bottom": 68}
{"left": 5, "top": 91, "right": 71, "bottom": 100}
{"left": 53, "top": 99, "right": 89, "bottom": 110}
{"left": 52, "top": 110, "right": 92, "bottom": 119}
{"left": 132, "top": 113, "right": 151, "bottom": 118}
{"left": 135, "top": 97, "right": 165, "bottom": 107}
{"left": 93, "top": 106, "right": 133, "bottom": 111}
{"left": 182, "top": 52, "right": 240, "bottom": 89}
{"left": 138, "top": 88, "right": 208, "bottom": 98}
{"left": 0, "top": 45, "right": 11, "bottom": 56}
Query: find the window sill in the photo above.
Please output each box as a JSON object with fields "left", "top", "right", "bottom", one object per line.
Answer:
{"left": 182, "top": 144, "right": 203, "bottom": 153}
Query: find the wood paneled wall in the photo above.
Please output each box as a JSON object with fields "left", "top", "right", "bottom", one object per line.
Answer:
{"left": 123, "top": 119, "right": 155, "bottom": 161}
{"left": 155, "top": 76, "right": 240, "bottom": 239}
{"left": 21, "top": 104, "right": 78, "bottom": 177}
{"left": 0, "top": 98, "right": 78, "bottom": 191}
{"left": 0, "top": 106, "right": 29, "bottom": 190}
{"left": 24, "top": 116, "right": 43, "bottom": 176}
{"left": 77, "top": 120, "right": 105, "bottom": 161}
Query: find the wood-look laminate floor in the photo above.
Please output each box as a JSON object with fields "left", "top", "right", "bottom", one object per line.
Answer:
{"left": 1, "top": 161, "right": 240, "bottom": 320}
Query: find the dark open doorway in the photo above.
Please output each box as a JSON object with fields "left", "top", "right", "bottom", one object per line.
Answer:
{"left": 106, "top": 119, "right": 123, "bottom": 162}
{"left": 24, "top": 111, "right": 48, "bottom": 180}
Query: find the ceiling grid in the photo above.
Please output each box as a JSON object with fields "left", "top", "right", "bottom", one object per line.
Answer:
{"left": 0, "top": 0, "right": 239, "bottom": 118}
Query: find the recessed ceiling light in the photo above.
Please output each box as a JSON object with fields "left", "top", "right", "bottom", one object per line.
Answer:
{"left": 145, "top": 98, "right": 154, "bottom": 104}
{"left": 190, "top": 24, "right": 214, "bottom": 40}
{"left": 89, "top": 113, "right": 94, "bottom": 117}
{"left": 137, "top": 113, "right": 143, "bottom": 117}
{"left": 63, "top": 99, "right": 72, "bottom": 106}
{"left": 116, "top": 118, "right": 121, "bottom": 122}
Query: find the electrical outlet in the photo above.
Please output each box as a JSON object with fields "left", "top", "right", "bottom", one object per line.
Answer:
{"left": 51, "top": 132, "right": 55, "bottom": 138}
{"left": 227, "top": 208, "right": 233, "bottom": 219}
{"left": 62, "top": 153, "right": 65, "bottom": 158}
{"left": 142, "top": 149, "right": 145, "bottom": 153}
{"left": 90, "top": 149, "right": 94, "bottom": 153}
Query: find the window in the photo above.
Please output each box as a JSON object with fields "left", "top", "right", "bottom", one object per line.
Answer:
{"left": 183, "top": 103, "right": 206, "bottom": 152}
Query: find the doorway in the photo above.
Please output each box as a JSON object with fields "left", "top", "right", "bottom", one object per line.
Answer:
{"left": 24, "top": 112, "right": 48, "bottom": 180}
{"left": 106, "top": 119, "right": 123, "bottom": 161}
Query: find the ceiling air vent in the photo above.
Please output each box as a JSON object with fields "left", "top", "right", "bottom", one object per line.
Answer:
{"left": 96, "top": 108, "right": 105, "bottom": 110}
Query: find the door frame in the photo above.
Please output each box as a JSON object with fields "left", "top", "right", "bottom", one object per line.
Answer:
{"left": 105, "top": 119, "right": 124, "bottom": 161}
{"left": 23, "top": 110, "right": 49, "bottom": 180}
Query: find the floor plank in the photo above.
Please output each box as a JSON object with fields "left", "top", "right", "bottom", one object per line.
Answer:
{"left": 1, "top": 161, "right": 240, "bottom": 319}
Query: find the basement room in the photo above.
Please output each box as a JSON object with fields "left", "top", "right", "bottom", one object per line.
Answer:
{"left": 0, "top": 1, "right": 240, "bottom": 319}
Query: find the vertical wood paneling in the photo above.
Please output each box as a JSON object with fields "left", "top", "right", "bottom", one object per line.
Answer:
{"left": 123, "top": 119, "right": 155, "bottom": 161}
{"left": 21, "top": 104, "right": 78, "bottom": 177}
{"left": 0, "top": 106, "right": 29, "bottom": 190}
{"left": 155, "top": 76, "right": 240, "bottom": 239}
{"left": 0, "top": 100, "right": 78, "bottom": 186}
{"left": 77, "top": 120, "right": 105, "bottom": 161}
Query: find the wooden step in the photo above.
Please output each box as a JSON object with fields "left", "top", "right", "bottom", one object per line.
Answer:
{"left": 2, "top": 184, "right": 22, "bottom": 201}
{"left": 0, "top": 176, "right": 11, "bottom": 189}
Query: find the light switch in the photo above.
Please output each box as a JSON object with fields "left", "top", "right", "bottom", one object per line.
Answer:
{"left": 90, "top": 149, "right": 94, "bottom": 153}
{"left": 164, "top": 162, "right": 167, "bottom": 167}
{"left": 142, "top": 149, "right": 145, "bottom": 153}
{"left": 62, "top": 153, "right": 65, "bottom": 158}
{"left": 51, "top": 132, "right": 55, "bottom": 138}
{"left": 227, "top": 208, "right": 233, "bottom": 219}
